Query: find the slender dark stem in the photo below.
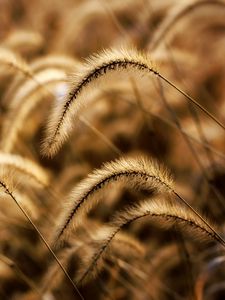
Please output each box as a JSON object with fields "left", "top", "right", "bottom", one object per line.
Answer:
{"left": 158, "top": 73, "right": 225, "bottom": 131}
{"left": 157, "top": 77, "right": 225, "bottom": 211}
{"left": 173, "top": 190, "right": 225, "bottom": 249}
{"left": 0, "top": 181, "right": 84, "bottom": 300}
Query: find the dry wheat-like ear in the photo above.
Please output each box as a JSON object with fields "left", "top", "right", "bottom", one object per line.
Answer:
{"left": 76, "top": 197, "right": 219, "bottom": 285}
{"left": 53, "top": 155, "right": 173, "bottom": 246}
{"left": 0, "top": 48, "right": 33, "bottom": 82}
{"left": 7, "top": 68, "right": 66, "bottom": 110}
{"left": 41, "top": 47, "right": 156, "bottom": 156}
{"left": 2, "top": 54, "right": 76, "bottom": 108}
{"left": 42, "top": 47, "right": 225, "bottom": 157}
{"left": 1, "top": 69, "right": 67, "bottom": 153}
{"left": 2, "top": 30, "right": 44, "bottom": 56}
{"left": 2, "top": 70, "right": 120, "bottom": 156}
{"left": 0, "top": 152, "right": 50, "bottom": 187}
{"left": 150, "top": 0, "right": 225, "bottom": 51}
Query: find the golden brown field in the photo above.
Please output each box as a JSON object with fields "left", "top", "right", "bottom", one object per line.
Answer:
{"left": 0, "top": 0, "right": 225, "bottom": 299}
